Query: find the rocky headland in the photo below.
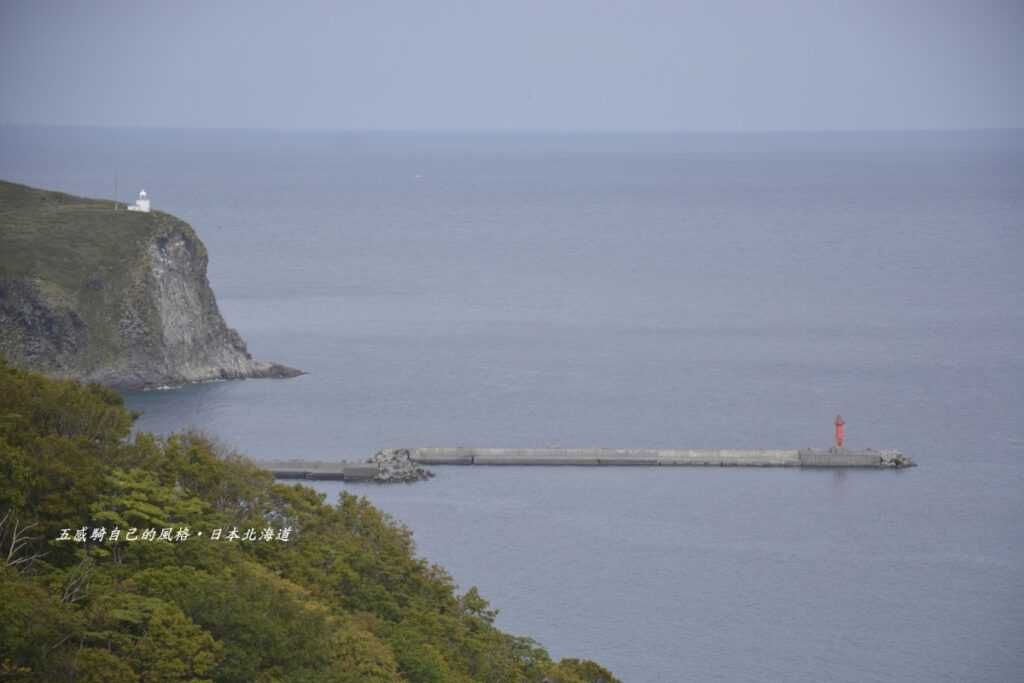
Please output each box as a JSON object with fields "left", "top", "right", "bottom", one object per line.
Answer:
{"left": 0, "top": 180, "right": 301, "bottom": 389}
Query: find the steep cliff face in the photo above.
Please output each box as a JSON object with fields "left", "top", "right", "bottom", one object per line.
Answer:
{"left": 0, "top": 180, "right": 301, "bottom": 389}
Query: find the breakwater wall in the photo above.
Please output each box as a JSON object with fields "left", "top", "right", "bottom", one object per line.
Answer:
{"left": 409, "top": 448, "right": 912, "bottom": 468}
{"left": 264, "top": 460, "right": 380, "bottom": 481}
{"left": 261, "top": 448, "right": 913, "bottom": 480}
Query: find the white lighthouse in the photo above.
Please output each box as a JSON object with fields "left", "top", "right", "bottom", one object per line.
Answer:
{"left": 127, "top": 189, "right": 151, "bottom": 213}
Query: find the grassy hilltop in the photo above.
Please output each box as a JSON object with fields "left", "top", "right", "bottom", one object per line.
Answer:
{"left": 0, "top": 180, "right": 186, "bottom": 297}
{"left": 0, "top": 181, "right": 168, "bottom": 376}
{"left": 0, "top": 360, "right": 619, "bottom": 682}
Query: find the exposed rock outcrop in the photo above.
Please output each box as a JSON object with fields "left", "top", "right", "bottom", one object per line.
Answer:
{"left": 0, "top": 180, "right": 302, "bottom": 389}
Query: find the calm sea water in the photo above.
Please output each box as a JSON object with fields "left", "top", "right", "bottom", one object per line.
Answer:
{"left": 2, "top": 127, "right": 1022, "bottom": 682}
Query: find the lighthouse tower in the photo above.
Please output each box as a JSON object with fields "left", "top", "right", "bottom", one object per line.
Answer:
{"left": 127, "top": 189, "right": 151, "bottom": 213}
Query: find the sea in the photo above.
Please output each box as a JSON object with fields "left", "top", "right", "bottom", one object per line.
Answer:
{"left": 2, "top": 126, "right": 1022, "bottom": 682}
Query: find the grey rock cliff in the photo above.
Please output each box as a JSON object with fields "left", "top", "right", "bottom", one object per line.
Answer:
{"left": 0, "top": 180, "right": 302, "bottom": 389}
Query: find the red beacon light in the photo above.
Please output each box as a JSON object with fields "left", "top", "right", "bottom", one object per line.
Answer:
{"left": 834, "top": 415, "right": 845, "bottom": 449}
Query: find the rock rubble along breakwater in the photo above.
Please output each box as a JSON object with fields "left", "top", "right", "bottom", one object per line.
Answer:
{"left": 370, "top": 449, "right": 435, "bottom": 482}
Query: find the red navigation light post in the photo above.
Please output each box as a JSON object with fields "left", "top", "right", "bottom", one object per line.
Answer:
{"left": 834, "top": 415, "right": 845, "bottom": 449}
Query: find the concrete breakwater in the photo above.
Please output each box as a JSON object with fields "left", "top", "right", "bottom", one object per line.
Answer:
{"left": 408, "top": 447, "right": 914, "bottom": 468}
{"left": 265, "top": 460, "right": 380, "bottom": 481}
{"left": 262, "top": 450, "right": 434, "bottom": 482}
{"left": 262, "top": 447, "right": 914, "bottom": 481}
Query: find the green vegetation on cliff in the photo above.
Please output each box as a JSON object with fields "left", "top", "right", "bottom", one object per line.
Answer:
{"left": 0, "top": 180, "right": 178, "bottom": 294}
{"left": 0, "top": 181, "right": 177, "bottom": 375}
{"left": 0, "top": 359, "right": 618, "bottom": 682}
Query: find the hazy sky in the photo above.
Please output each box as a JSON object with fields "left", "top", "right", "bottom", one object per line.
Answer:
{"left": 1, "top": 0, "right": 1021, "bottom": 131}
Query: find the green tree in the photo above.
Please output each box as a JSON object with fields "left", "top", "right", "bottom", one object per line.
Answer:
{"left": 546, "top": 658, "right": 623, "bottom": 683}
{"left": 73, "top": 647, "right": 140, "bottom": 683}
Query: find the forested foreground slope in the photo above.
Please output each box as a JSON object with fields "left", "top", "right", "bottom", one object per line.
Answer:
{"left": 0, "top": 359, "right": 619, "bottom": 683}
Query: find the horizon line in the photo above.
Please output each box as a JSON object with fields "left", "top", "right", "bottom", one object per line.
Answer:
{"left": 1, "top": 123, "right": 1022, "bottom": 136}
